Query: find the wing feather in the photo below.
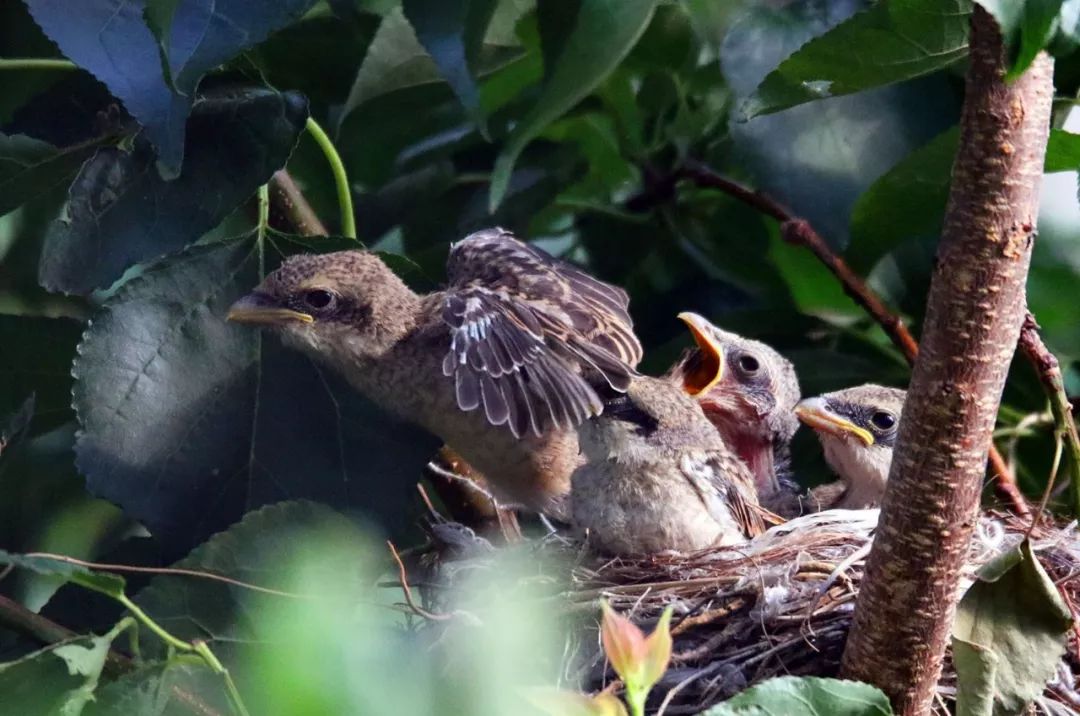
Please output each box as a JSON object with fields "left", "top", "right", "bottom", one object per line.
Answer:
{"left": 440, "top": 229, "right": 642, "bottom": 436}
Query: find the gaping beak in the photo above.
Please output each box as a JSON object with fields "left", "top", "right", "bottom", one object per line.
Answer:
{"left": 676, "top": 312, "right": 725, "bottom": 397}
{"left": 226, "top": 293, "right": 313, "bottom": 326}
{"left": 795, "top": 397, "right": 874, "bottom": 446}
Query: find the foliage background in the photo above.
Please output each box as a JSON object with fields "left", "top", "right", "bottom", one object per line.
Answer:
{"left": 0, "top": 0, "right": 1079, "bottom": 713}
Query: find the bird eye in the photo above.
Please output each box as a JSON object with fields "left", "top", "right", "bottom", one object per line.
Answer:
{"left": 871, "top": 411, "right": 896, "bottom": 431}
{"left": 302, "top": 289, "right": 335, "bottom": 310}
{"left": 736, "top": 353, "right": 761, "bottom": 374}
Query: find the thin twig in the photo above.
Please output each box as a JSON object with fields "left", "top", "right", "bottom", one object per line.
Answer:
{"left": 386, "top": 540, "right": 454, "bottom": 622}
{"left": 660, "top": 162, "right": 1030, "bottom": 516}
{"left": 1019, "top": 312, "right": 1080, "bottom": 517}
{"left": 24, "top": 552, "right": 319, "bottom": 599}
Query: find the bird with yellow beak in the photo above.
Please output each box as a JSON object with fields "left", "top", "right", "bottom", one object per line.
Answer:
{"left": 665, "top": 313, "right": 801, "bottom": 507}
{"left": 795, "top": 384, "right": 906, "bottom": 509}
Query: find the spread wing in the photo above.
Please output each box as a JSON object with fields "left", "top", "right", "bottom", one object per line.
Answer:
{"left": 679, "top": 451, "right": 765, "bottom": 539}
{"left": 441, "top": 228, "right": 642, "bottom": 437}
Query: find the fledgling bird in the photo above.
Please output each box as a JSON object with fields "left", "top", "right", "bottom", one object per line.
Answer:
{"left": 571, "top": 376, "right": 765, "bottom": 556}
{"left": 665, "top": 313, "right": 801, "bottom": 503}
{"left": 795, "top": 384, "right": 906, "bottom": 509}
{"left": 227, "top": 228, "right": 642, "bottom": 519}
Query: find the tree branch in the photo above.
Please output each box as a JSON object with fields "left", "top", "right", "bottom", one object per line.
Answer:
{"left": 1018, "top": 312, "right": 1080, "bottom": 516}
{"left": 654, "top": 163, "right": 1029, "bottom": 516}
{"left": 841, "top": 8, "right": 1053, "bottom": 713}
{"left": 268, "top": 170, "right": 328, "bottom": 237}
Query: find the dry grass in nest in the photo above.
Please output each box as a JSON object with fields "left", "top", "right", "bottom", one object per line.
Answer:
{"left": 408, "top": 509, "right": 1080, "bottom": 715}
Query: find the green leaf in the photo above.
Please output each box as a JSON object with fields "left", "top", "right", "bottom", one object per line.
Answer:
{"left": 1010, "top": 0, "right": 1065, "bottom": 80}
{"left": 702, "top": 676, "right": 894, "bottom": 715}
{"left": 0, "top": 550, "right": 125, "bottom": 598}
{"left": 848, "top": 126, "right": 959, "bottom": 273}
{"left": 0, "top": 316, "right": 83, "bottom": 435}
{"left": 0, "top": 620, "right": 128, "bottom": 716}
{"left": 39, "top": 87, "right": 308, "bottom": 295}
{"left": 740, "top": 0, "right": 971, "bottom": 119}
{"left": 952, "top": 540, "right": 1073, "bottom": 716}
{"left": 849, "top": 127, "right": 1080, "bottom": 272}
{"left": 402, "top": 0, "right": 497, "bottom": 127}
{"left": 72, "top": 236, "right": 439, "bottom": 556}
{"left": 979, "top": 0, "right": 1025, "bottom": 36}
{"left": 0, "top": 133, "right": 100, "bottom": 218}
{"left": 132, "top": 501, "right": 372, "bottom": 659}
{"left": 0, "top": 396, "right": 35, "bottom": 473}
{"left": 342, "top": 7, "right": 444, "bottom": 114}
{"left": 489, "top": 0, "right": 658, "bottom": 211}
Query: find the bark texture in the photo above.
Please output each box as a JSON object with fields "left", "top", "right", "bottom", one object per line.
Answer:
{"left": 840, "top": 8, "right": 1054, "bottom": 714}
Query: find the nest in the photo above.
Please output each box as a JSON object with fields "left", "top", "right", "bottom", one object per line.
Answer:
{"left": 409, "top": 509, "right": 1080, "bottom": 715}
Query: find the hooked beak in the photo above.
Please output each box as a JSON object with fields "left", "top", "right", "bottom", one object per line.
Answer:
{"left": 227, "top": 292, "right": 313, "bottom": 326}
{"left": 676, "top": 312, "right": 725, "bottom": 397}
{"left": 795, "top": 397, "right": 874, "bottom": 447}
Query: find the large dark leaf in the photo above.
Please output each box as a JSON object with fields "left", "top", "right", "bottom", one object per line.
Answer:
{"left": 0, "top": 134, "right": 100, "bottom": 219}
{"left": 39, "top": 87, "right": 308, "bottom": 295}
{"left": 25, "top": 0, "right": 316, "bottom": 176}
{"left": 0, "top": 315, "right": 82, "bottom": 435}
{"left": 740, "top": 0, "right": 971, "bottom": 119}
{"left": 489, "top": 0, "right": 658, "bottom": 210}
{"left": 72, "top": 235, "right": 439, "bottom": 556}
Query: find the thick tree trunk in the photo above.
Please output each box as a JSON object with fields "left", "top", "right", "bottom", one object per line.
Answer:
{"left": 839, "top": 7, "right": 1054, "bottom": 714}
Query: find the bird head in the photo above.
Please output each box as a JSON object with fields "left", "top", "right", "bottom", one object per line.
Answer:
{"left": 670, "top": 313, "right": 801, "bottom": 444}
{"left": 226, "top": 250, "right": 420, "bottom": 361}
{"left": 579, "top": 376, "right": 717, "bottom": 463}
{"left": 795, "top": 384, "right": 906, "bottom": 506}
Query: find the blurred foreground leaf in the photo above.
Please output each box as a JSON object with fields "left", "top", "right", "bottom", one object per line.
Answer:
{"left": 952, "top": 540, "right": 1073, "bottom": 716}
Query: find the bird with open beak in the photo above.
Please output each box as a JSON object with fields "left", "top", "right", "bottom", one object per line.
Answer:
{"left": 665, "top": 313, "right": 801, "bottom": 507}
{"left": 795, "top": 384, "right": 906, "bottom": 509}
{"left": 226, "top": 228, "right": 642, "bottom": 520}
{"left": 571, "top": 376, "right": 765, "bottom": 555}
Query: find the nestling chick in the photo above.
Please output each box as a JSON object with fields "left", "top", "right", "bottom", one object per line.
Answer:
{"left": 571, "top": 376, "right": 764, "bottom": 556}
{"left": 665, "top": 313, "right": 801, "bottom": 502}
{"left": 227, "top": 228, "right": 642, "bottom": 518}
{"left": 795, "top": 384, "right": 906, "bottom": 509}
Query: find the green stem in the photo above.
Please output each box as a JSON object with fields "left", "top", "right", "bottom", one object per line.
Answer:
{"left": 116, "top": 594, "right": 249, "bottom": 716}
{"left": 195, "top": 641, "right": 252, "bottom": 716}
{"left": 0, "top": 58, "right": 77, "bottom": 72}
{"left": 304, "top": 116, "right": 356, "bottom": 240}
{"left": 625, "top": 685, "right": 646, "bottom": 716}
{"left": 257, "top": 184, "right": 270, "bottom": 241}
{"left": 116, "top": 594, "right": 192, "bottom": 653}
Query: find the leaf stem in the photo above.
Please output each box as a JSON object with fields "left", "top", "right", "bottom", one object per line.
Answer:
{"left": 0, "top": 58, "right": 77, "bottom": 72}
{"left": 114, "top": 593, "right": 250, "bottom": 716}
{"left": 304, "top": 116, "right": 355, "bottom": 239}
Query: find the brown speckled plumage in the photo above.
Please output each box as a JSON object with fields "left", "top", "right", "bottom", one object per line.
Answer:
{"left": 571, "top": 376, "right": 764, "bottom": 555}
{"left": 228, "top": 228, "right": 642, "bottom": 517}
